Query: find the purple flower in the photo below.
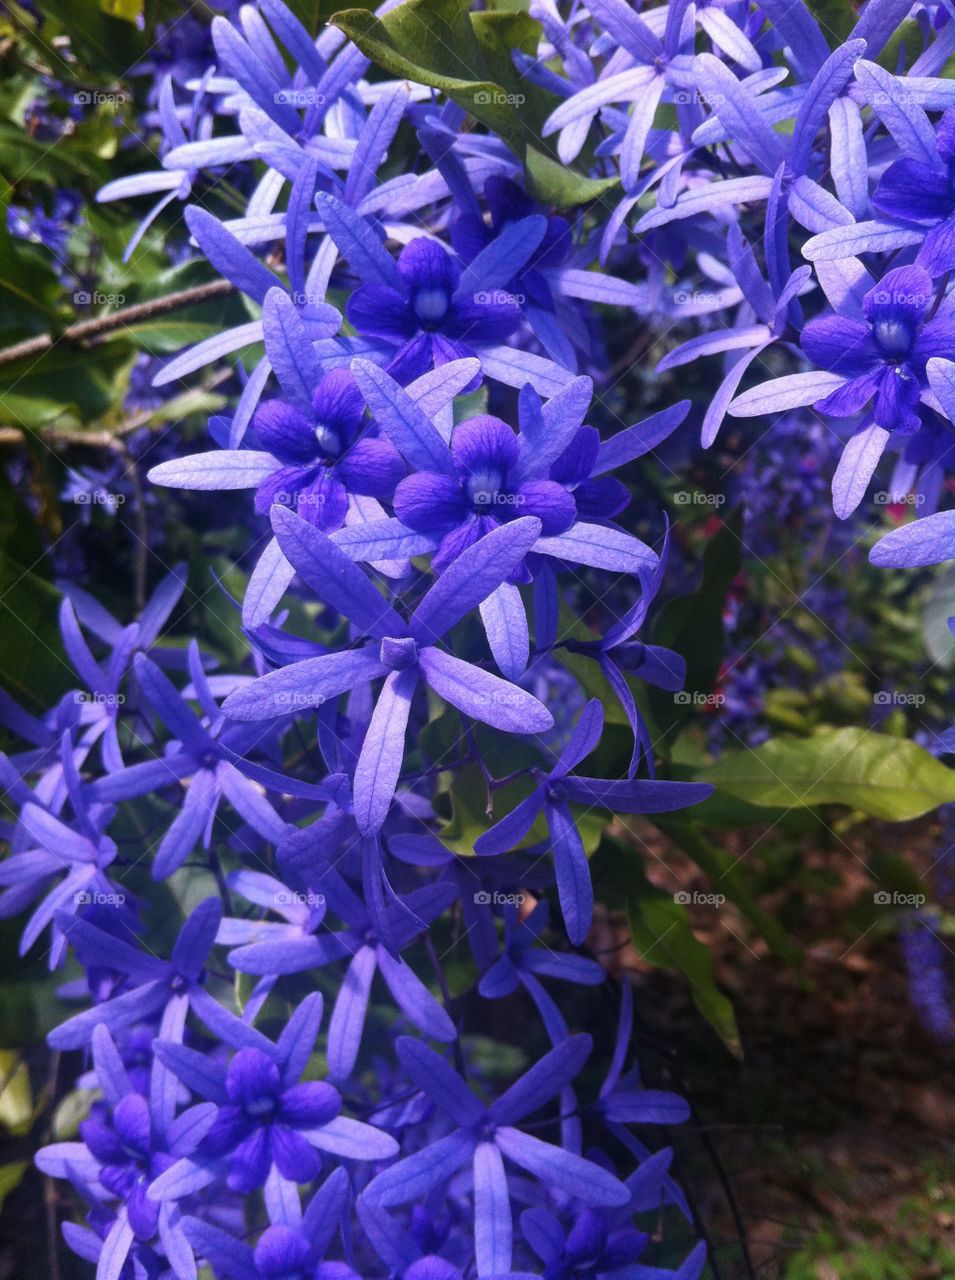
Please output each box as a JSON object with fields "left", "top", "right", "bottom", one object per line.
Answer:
{"left": 350, "top": 362, "right": 661, "bottom": 679}
{"left": 150, "top": 994, "right": 397, "bottom": 1200}
{"left": 901, "top": 912, "right": 953, "bottom": 1041}
{"left": 47, "top": 897, "right": 254, "bottom": 1053}
{"left": 523, "top": 1198, "right": 706, "bottom": 1280}
{"left": 153, "top": 208, "right": 341, "bottom": 392}
{"left": 871, "top": 507, "right": 955, "bottom": 568}
{"left": 226, "top": 870, "right": 456, "bottom": 1082}
{"left": 873, "top": 107, "right": 955, "bottom": 277}
{"left": 361, "top": 1035, "right": 630, "bottom": 1276}
{"left": 346, "top": 237, "right": 522, "bottom": 385}
{"left": 394, "top": 413, "right": 576, "bottom": 572}
{"left": 250, "top": 370, "right": 404, "bottom": 530}
{"left": 85, "top": 646, "right": 329, "bottom": 880}
{"left": 197, "top": 1047, "right": 340, "bottom": 1190}
{"left": 37, "top": 1024, "right": 213, "bottom": 1276}
{"left": 474, "top": 701, "right": 712, "bottom": 944}
{"left": 479, "top": 900, "right": 605, "bottom": 1043}
{"left": 452, "top": 177, "right": 571, "bottom": 307}
{"left": 561, "top": 528, "right": 686, "bottom": 775}
{"left": 182, "top": 1167, "right": 350, "bottom": 1280}
{"left": 0, "top": 731, "right": 128, "bottom": 966}
{"left": 148, "top": 331, "right": 477, "bottom": 630}
{"left": 223, "top": 509, "right": 554, "bottom": 834}
{"left": 801, "top": 265, "right": 949, "bottom": 434}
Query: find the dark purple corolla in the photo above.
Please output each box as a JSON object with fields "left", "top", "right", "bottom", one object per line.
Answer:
{"left": 730, "top": 265, "right": 955, "bottom": 516}
{"left": 150, "top": 994, "right": 397, "bottom": 1199}
{"left": 250, "top": 370, "right": 404, "bottom": 529}
{"left": 36, "top": 1024, "right": 213, "bottom": 1278}
{"left": 346, "top": 237, "right": 522, "bottom": 385}
{"left": 182, "top": 1167, "right": 350, "bottom": 1280}
{"left": 314, "top": 188, "right": 545, "bottom": 387}
{"left": 874, "top": 107, "right": 955, "bottom": 276}
{"left": 800, "top": 266, "right": 950, "bottom": 434}
{"left": 148, "top": 370, "right": 402, "bottom": 538}
{"left": 394, "top": 413, "right": 576, "bottom": 572}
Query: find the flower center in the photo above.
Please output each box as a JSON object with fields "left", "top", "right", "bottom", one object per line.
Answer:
{"left": 873, "top": 317, "right": 914, "bottom": 358}
{"left": 245, "top": 1094, "right": 278, "bottom": 1118}
{"left": 314, "top": 422, "right": 341, "bottom": 459}
{"left": 413, "top": 285, "right": 450, "bottom": 327}
{"left": 467, "top": 466, "right": 505, "bottom": 510}
{"left": 477, "top": 1116, "right": 497, "bottom": 1141}
{"left": 380, "top": 636, "right": 418, "bottom": 671}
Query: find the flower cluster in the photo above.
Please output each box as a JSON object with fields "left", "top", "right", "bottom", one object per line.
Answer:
{"left": 0, "top": 2, "right": 758, "bottom": 1275}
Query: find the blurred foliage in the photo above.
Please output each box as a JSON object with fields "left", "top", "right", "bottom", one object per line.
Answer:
{"left": 782, "top": 1158, "right": 955, "bottom": 1279}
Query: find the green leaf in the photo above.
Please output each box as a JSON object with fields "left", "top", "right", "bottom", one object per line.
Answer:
{"left": 0, "top": 183, "right": 62, "bottom": 337}
{"left": 804, "top": 0, "right": 856, "bottom": 44}
{"left": 0, "top": 1163, "right": 27, "bottom": 1216}
{"left": 598, "top": 838, "right": 740, "bottom": 1054}
{"left": 330, "top": 0, "right": 604, "bottom": 205}
{"left": 701, "top": 727, "right": 955, "bottom": 821}
{"left": 922, "top": 565, "right": 955, "bottom": 671}
{"left": 52, "top": 1088, "right": 97, "bottom": 1139}
{"left": 0, "top": 342, "right": 134, "bottom": 428}
{"left": 331, "top": 1, "right": 524, "bottom": 140}
{"left": 101, "top": 0, "right": 143, "bottom": 22}
{"left": 110, "top": 319, "right": 223, "bottom": 355}
{"left": 0, "top": 1052, "right": 32, "bottom": 1136}
{"left": 525, "top": 146, "right": 619, "bottom": 206}
{"left": 33, "top": 0, "right": 147, "bottom": 75}
{"left": 0, "top": 553, "right": 70, "bottom": 713}
{"left": 437, "top": 762, "right": 496, "bottom": 856}
{"left": 649, "top": 505, "right": 743, "bottom": 746}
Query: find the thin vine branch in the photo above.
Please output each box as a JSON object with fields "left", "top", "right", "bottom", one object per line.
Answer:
{"left": 0, "top": 279, "right": 235, "bottom": 370}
